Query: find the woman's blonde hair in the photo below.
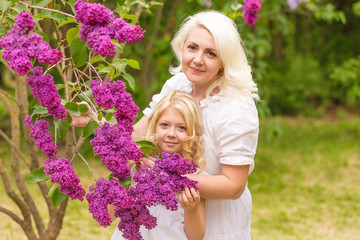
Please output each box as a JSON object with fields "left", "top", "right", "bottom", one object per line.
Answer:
{"left": 170, "top": 10, "right": 260, "bottom": 101}
{"left": 145, "top": 90, "right": 205, "bottom": 171}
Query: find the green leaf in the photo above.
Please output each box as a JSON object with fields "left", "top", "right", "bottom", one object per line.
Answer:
{"left": 54, "top": 119, "right": 70, "bottom": 140}
{"left": 70, "top": 37, "right": 89, "bottom": 68}
{"left": 13, "top": 4, "right": 27, "bottom": 13}
{"left": 33, "top": 0, "right": 52, "bottom": 7}
{"left": 0, "top": 0, "right": 11, "bottom": 13}
{"left": 66, "top": 27, "right": 79, "bottom": 45}
{"left": 78, "top": 89, "right": 93, "bottom": 101}
{"left": 122, "top": 73, "right": 135, "bottom": 92}
{"left": 78, "top": 103, "right": 89, "bottom": 115}
{"left": 90, "top": 56, "right": 106, "bottom": 65}
{"left": 32, "top": 103, "right": 48, "bottom": 116}
{"left": 127, "top": 59, "right": 140, "bottom": 70}
{"left": 58, "top": 17, "right": 77, "bottom": 27}
{"left": 27, "top": 167, "right": 50, "bottom": 183}
{"left": 47, "top": 183, "right": 58, "bottom": 197}
{"left": 97, "top": 111, "right": 103, "bottom": 121}
{"left": 118, "top": 176, "right": 132, "bottom": 187}
{"left": 105, "top": 112, "right": 117, "bottom": 124}
{"left": 52, "top": 188, "right": 67, "bottom": 209}
{"left": 0, "top": 25, "right": 5, "bottom": 36}
{"left": 123, "top": 14, "right": 139, "bottom": 24}
{"left": 65, "top": 102, "right": 80, "bottom": 116}
{"left": 136, "top": 140, "right": 157, "bottom": 157}
{"left": 82, "top": 119, "right": 98, "bottom": 137}
{"left": 112, "top": 59, "right": 127, "bottom": 74}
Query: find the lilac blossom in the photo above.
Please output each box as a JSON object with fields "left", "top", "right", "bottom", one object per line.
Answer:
{"left": 203, "top": 0, "right": 213, "bottom": 8}
{"left": 90, "top": 123, "right": 143, "bottom": 179}
{"left": 44, "top": 157, "right": 86, "bottom": 201}
{"left": 26, "top": 67, "right": 68, "bottom": 121}
{"left": 115, "top": 200, "right": 157, "bottom": 240}
{"left": 74, "top": 0, "right": 145, "bottom": 57}
{"left": 132, "top": 152, "right": 198, "bottom": 211}
{"left": 90, "top": 79, "right": 139, "bottom": 125}
{"left": 287, "top": 0, "right": 309, "bottom": 10}
{"left": 241, "top": 0, "right": 263, "bottom": 26}
{"left": 24, "top": 116, "right": 57, "bottom": 158}
{"left": 0, "top": 11, "right": 62, "bottom": 75}
{"left": 86, "top": 178, "right": 135, "bottom": 227}
{"left": 89, "top": 79, "right": 115, "bottom": 110}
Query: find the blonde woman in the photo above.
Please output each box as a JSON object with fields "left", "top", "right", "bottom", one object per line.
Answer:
{"left": 134, "top": 10, "right": 260, "bottom": 240}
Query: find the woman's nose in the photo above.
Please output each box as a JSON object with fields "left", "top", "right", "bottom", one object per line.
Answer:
{"left": 193, "top": 52, "right": 204, "bottom": 65}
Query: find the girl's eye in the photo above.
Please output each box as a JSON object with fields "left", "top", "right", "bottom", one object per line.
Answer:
{"left": 160, "top": 122, "right": 168, "bottom": 127}
{"left": 179, "top": 125, "right": 187, "bottom": 131}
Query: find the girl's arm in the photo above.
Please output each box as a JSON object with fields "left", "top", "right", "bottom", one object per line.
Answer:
{"left": 179, "top": 187, "right": 206, "bottom": 240}
{"left": 186, "top": 164, "right": 249, "bottom": 200}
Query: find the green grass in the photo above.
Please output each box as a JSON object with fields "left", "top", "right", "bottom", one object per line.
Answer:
{"left": 250, "top": 115, "right": 360, "bottom": 240}
{"left": 1, "top": 115, "right": 359, "bottom": 239}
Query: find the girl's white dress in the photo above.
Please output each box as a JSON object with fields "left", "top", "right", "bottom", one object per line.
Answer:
{"left": 112, "top": 73, "right": 259, "bottom": 240}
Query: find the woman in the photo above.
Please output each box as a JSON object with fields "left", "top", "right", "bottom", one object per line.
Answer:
{"left": 134, "top": 10, "right": 260, "bottom": 240}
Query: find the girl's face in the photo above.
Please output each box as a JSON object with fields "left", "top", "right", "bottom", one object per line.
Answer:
{"left": 182, "top": 27, "right": 223, "bottom": 89}
{"left": 156, "top": 107, "right": 188, "bottom": 154}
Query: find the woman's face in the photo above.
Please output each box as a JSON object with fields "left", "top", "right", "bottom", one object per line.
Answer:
{"left": 155, "top": 107, "right": 188, "bottom": 154}
{"left": 182, "top": 27, "right": 223, "bottom": 89}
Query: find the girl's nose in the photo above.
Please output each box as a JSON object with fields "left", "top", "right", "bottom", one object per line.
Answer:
{"left": 167, "top": 127, "right": 176, "bottom": 137}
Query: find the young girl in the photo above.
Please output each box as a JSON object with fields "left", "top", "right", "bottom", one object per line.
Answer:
{"left": 111, "top": 90, "right": 206, "bottom": 240}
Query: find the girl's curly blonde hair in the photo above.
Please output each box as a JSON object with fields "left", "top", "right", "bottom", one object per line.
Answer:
{"left": 145, "top": 90, "right": 205, "bottom": 172}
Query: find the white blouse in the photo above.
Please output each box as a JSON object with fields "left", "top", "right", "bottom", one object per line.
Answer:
{"left": 143, "top": 73, "right": 259, "bottom": 240}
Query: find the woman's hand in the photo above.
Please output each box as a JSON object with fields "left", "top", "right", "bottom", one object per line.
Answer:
{"left": 179, "top": 187, "right": 201, "bottom": 210}
{"left": 70, "top": 101, "right": 92, "bottom": 127}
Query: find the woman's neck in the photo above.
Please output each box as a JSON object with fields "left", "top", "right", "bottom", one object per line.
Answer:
{"left": 191, "top": 85, "right": 220, "bottom": 102}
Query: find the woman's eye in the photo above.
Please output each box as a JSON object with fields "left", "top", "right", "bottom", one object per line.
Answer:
{"left": 187, "top": 45, "right": 196, "bottom": 50}
{"left": 208, "top": 51, "right": 217, "bottom": 57}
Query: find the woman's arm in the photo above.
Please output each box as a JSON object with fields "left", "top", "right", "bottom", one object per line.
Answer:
{"left": 187, "top": 164, "right": 249, "bottom": 200}
{"left": 179, "top": 187, "right": 206, "bottom": 240}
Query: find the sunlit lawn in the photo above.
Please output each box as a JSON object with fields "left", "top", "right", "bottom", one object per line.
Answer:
{"left": 1, "top": 114, "right": 359, "bottom": 239}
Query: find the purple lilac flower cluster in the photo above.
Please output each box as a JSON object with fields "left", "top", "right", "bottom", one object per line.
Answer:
{"left": 86, "top": 178, "right": 135, "bottom": 227}
{"left": 74, "top": 0, "right": 145, "bottom": 57}
{"left": 0, "top": 11, "right": 62, "bottom": 75}
{"left": 24, "top": 116, "right": 57, "bottom": 157}
{"left": 241, "top": 0, "right": 263, "bottom": 26}
{"left": 26, "top": 67, "right": 68, "bottom": 121}
{"left": 89, "top": 78, "right": 139, "bottom": 132}
{"left": 115, "top": 199, "right": 157, "bottom": 240}
{"left": 24, "top": 116, "right": 86, "bottom": 201}
{"left": 90, "top": 123, "right": 143, "bottom": 179}
{"left": 133, "top": 152, "right": 198, "bottom": 211}
{"left": 45, "top": 157, "right": 86, "bottom": 200}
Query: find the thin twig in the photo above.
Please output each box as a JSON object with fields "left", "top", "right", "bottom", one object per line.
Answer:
{"left": 77, "top": 152, "right": 97, "bottom": 181}
{"left": 19, "top": 1, "right": 75, "bottom": 18}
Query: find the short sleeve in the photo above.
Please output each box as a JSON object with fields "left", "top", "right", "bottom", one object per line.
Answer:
{"left": 143, "top": 73, "right": 191, "bottom": 117}
{"left": 213, "top": 96, "right": 259, "bottom": 175}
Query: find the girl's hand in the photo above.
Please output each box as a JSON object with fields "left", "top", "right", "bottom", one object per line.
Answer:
{"left": 141, "top": 155, "right": 157, "bottom": 169}
{"left": 179, "top": 186, "right": 201, "bottom": 210}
